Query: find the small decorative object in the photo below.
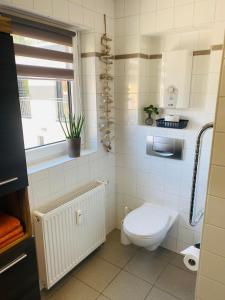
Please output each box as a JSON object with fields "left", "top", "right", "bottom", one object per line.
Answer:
{"left": 144, "top": 105, "right": 159, "bottom": 126}
{"left": 99, "top": 14, "right": 114, "bottom": 152}
{"left": 164, "top": 114, "right": 180, "bottom": 122}
{"left": 59, "top": 113, "right": 84, "bottom": 158}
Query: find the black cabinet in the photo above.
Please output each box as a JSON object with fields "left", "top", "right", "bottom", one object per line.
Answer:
{"left": 0, "top": 32, "right": 28, "bottom": 197}
{"left": 0, "top": 237, "right": 40, "bottom": 300}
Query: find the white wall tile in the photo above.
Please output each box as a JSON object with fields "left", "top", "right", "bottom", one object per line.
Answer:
{"left": 125, "top": 15, "right": 140, "bottom": 36}
{"left": 197, "top": 30, "right": 212, "bottom": 50}
{"left": 215, "top": 0, "right": 225, "bottom": 22}
{"left": 156, "top": 8, "right": 174, "bottom": 32}
{"left": 194, "top": 0, "right": 216, "bottom": 26}
{"left": 174, "top": 0, "right": 193, "bottom": 5}
{"left": 52, "top": 0, "right": 69, "bottom": 22}
{"left": 140, "top": 12, "right": 156, "bottom": 35}
{"left": 68, "top": 1, "right": 83, "bottom": 25}
{"left": 12, "top": 0, "right": 34, "bottom": 9}
{"left": 209, "top": 51, "right": 223, "bottom": 73}
{"left": 114, "top": 0, "right": 125, "bottom": 18}
{"left": 193, "top": 55, "right": 210, "bottom": 74}
{"left": 94, "top": 12, "right": 105, "bottom": 34}
{"left": 115, "top": 18, "right": 125, "bottom": 37}
{"left": 83, "top": 8, "right": 95, "bottom": 29}
{"left": 124, "top": 0, "right": 140, "bottom": 16}
{"left": 0, "top": 0, "right": 12, "bottom": 4}
{"left": 140, "top": 0, "right": 156, "bottom": 12}
{"left": 34, "top": 0, "right": 52, "bottom": 16}
{"left": 174, "top": 3, "right": 194, "bottom": 29}
{"left": 157, "top": 0, "right": 174, "bottom": 10}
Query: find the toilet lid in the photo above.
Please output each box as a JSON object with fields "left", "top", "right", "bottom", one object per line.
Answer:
{"left": 123, "top": 203, "right": 170, "bottom": 238}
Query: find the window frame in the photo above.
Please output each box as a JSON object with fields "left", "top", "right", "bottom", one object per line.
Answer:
{"left": 19, "top": 79, "right": 73, "bottom": 150}
{"left": 22, "top": 34, "right": 83, "bottom": 166}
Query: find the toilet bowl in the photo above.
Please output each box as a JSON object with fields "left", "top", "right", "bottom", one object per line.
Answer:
{"left": 123, "top": 203, "right": 178, "bottom": 251}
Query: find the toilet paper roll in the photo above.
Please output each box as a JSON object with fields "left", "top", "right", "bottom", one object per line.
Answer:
{"left": 181, "top": 246, "right": 200, "bottom": 272}
{"left": 164, "top": 115, "right": 180, "bottom": 122}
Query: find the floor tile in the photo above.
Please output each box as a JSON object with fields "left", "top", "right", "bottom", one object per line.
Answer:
{"left": 96, "top": 237, "right": 138, "bottom": 268}
{"left": 41, "top": 230, "right": 197, "bottom": 300}
{"left": 157, "top": 247, "right": 179, "bottom": 262}
{"left": 103, "top": 270, "right": 152, "bottom": 300}
{"left": 97, "top": 295, "right": 110, "bottom": 300}
{"left": 124, "top": 249, "right": 168, "bottom": 284}
{"left": 73, "top": 256, "right": 120, "bottom": 292}
{"left": 138, "top": 247, "right": 177, "bottom": 262}
{"left": 48, "top": 277, "right": 99, "bottom": 300}
{"left": 107, "top": 229, "right": 121, "bottom": 242}
{"left": 146, "top": 287, "right": 178, "bottom": 300}
{"left": 41, "top": 273, "right": 72, "bottom": 299}
{"left": 156, "top": 265, "right": 196, "bottom": 300}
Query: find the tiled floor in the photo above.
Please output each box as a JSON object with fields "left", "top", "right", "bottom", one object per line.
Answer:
{"left": 41, "top": 229, "right": 196, "bottom": 300}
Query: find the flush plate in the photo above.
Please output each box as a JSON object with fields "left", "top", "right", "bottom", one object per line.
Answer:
{"left": 146, "top": 136, "right": 183, "bottom": 160}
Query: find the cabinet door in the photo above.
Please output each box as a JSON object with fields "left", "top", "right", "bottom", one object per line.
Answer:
{"left": 0, "top": 32, "right": 28, "bottom": 197}
{"left": 0, "top": 237, "right": 40, "bottom": 300}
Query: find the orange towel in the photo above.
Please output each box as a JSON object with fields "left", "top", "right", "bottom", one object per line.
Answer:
{"left": 0, "top": 212, "right": 20, "bottom": 238}
{"left": 0, "top": 225, "right": 23, "bottom": 244}
{"left": 0, "top": 231, "right": 24, "bottom": 249}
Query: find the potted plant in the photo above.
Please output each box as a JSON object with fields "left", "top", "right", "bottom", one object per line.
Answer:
{"left": 143, "top": 105, "right": 159, "bottom": 126}
{"left": 59, "top": 112, "right": 84, "bottom": 158}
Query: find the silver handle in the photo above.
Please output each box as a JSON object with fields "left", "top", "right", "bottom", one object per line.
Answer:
{"left": 0, "top": 253, "right": 27, "bottom": 274}
{"left": 0, "top": 177, "right": 18, "bottom": 186}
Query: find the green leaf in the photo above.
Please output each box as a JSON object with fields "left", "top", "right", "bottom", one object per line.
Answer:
{"left": 59, "top": 112, "right": 85, "bottom": 139}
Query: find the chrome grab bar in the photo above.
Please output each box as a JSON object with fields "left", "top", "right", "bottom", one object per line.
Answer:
{"left": 0, "top": 253, "right": 27, "bottom": 274}
{"left": 189, "top": 122, "right": 213, "bottom": 226}
{"left": 0, "top": 177, "right": 18, "bottom": 186}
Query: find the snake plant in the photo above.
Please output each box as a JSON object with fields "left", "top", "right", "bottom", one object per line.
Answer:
{"left": 59, "top": 112, "right": 84, "bottom": 139}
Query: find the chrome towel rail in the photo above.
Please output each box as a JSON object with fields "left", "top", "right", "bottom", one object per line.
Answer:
{"left": 189, "top": 122, "right": 214, "bottom": 226}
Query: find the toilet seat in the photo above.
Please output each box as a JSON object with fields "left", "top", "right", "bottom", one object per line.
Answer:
{"left": 123, "top": 203, "right": 170, "bottom": 239}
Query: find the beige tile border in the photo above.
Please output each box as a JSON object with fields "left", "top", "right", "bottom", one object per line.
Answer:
{"left": 81, "top": 44, "right": 223, "bottom": 60}
{"left": 81, "top": 52, "right": 102, "bottom": 58}
{"left": 211, "top": 44, "right": 223, "bottom": 51}
{"left": 193, "top": 49, "right": 211, "bottom": 56}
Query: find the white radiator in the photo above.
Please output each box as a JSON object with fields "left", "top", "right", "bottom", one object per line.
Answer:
{"left": 33, "top": 181, "right": 106, "bottom": 289}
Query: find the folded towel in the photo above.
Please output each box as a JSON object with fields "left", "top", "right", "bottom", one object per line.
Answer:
{"left": 0, "top": 212, "right": 21, "bottom": 238}
{"left": 0, "top": 231, "right": 24, "bottom": 249}
{"left": 0, "top": 225, "right": 23, "bottom": 244}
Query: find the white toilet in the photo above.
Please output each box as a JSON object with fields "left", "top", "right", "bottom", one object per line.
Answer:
{"left": 123, "top": 203, "right": 178, "bottom": 251}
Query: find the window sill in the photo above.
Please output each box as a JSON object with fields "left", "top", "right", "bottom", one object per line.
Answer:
{"left": 27, "top": 148, "right": 96, "bottom": 175}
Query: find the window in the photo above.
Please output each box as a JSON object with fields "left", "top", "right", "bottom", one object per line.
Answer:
{"left": 11, "top": 19, "right": 76, "bottom": 150}
{"left": 17, "top": 77, "right": 72, "bottom": 149}
{"left": 18, "top": 79, "right": 31, "bottom": 119}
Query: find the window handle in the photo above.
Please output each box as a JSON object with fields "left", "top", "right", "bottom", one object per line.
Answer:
{"left": 0, "top": 253, "right": 27, "bottom": 274}
{"left": 0, "top": 177, "right": 18, "bottom": 186}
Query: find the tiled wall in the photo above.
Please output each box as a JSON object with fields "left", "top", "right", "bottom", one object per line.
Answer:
{"left": 115, "top": 0, "right": 225, "bottom": 36}
{"left": 114, "top": 0, "right": 225, "bottom": 253}
{"left": 0, "top": 0, "right": 116, "bottom": 234}
{"left": 195, "top": 35, "right": 225, "bottom": 300}
{"left": 0, "top": 0, "right": 114, "bottom": 27}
